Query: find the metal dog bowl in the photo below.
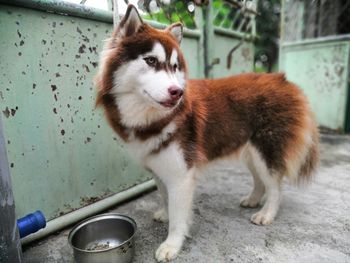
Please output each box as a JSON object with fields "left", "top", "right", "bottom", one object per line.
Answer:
{"left": 68, "top": 213, "right": 137, "bottom": 263}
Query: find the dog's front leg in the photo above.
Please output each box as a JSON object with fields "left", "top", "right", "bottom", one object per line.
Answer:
{"left": 155, "top": 169, "right": 196, "bottom": 262}
{"left": 153, "top": 176, "right": 168, "bottom": 222}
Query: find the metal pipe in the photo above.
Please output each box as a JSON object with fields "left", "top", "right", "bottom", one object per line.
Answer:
{"left": 0, "top": 0, "right": 201, "bottom": 38}
{"left": 214, "top": 26, "right": 255, "bottom": 41}
{"left": 0, "top": 0, "right": 113, "bottom": 23}
{"left": 21, "top": 179, "right": 156, "bottom": 245}
{"left": 281, "top": 33, "right": 350, "bottom": 47}
{"left": 0, "top": 116, "right": 22, "bottom": 262}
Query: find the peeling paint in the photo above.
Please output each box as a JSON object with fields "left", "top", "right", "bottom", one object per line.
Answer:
{"left": 82, "top": 64, "right": 90, "bottom": 72}
{"left": 2, "top": 107, "right": 10, "bottom": 118}
{"left": 78, "top": 44, "right": 86, "bottom": 54}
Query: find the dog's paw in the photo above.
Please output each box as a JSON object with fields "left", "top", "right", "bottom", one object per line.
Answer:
{"left": 155, "top": 242, "right": 181, "bottom": 262}
{"left": 240, "top": 196, "right": 260, "bottom": 208}
{"left": 250, "top": 211, "right": 274, "bottom": 225}
{"left": 153, "top": 209, "right": 168, "bottom": 222}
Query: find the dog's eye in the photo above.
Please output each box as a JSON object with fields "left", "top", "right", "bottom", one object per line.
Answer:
{"left": 144, "top": 56, "right": 157, "bottom": 66}
{"left": 173, "top": 64, "right": 178, "bottom": 71}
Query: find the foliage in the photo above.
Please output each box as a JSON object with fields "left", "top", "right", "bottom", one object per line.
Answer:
{"left": 254, "top": 0, "right": 280, "bottom": 72}
{"left": 140, "top": 0, "right": 197, "bottom": 29}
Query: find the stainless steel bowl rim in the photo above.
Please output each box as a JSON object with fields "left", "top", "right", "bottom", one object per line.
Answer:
{"left": 68, "top": 213, "right": 137, "bottom": 253}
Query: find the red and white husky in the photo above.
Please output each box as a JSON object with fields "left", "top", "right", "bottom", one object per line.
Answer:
{"left": 95, "top": 5, "right": 319, "bottom": 262}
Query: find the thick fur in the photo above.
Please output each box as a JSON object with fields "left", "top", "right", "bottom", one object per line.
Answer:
{"left": 95, "top": 5, "right": 319, "bottom": 262}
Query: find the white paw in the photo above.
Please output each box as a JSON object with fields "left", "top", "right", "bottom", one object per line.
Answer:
{"left": 240, "top": 196, "right": 260, "bottom": 208}
{"left": 155, "top": 242, "right": 181, "bottom": 262}
{"left": 250, "top": 211, "right": 274, "bottom": 225}
{"left": 153, "top": 209, "right": 168, "bottom": 222}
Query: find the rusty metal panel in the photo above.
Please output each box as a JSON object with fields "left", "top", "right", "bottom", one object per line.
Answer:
{"left": 0, "top": 5, "right": 151, "bottom": 220}
{"left": 280, "top": 36, "right": 350, "bottom": 132}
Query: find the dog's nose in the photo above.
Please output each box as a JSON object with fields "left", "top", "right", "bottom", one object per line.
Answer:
{"left": 168, "top": 86, "right": 183, "bottom": 100}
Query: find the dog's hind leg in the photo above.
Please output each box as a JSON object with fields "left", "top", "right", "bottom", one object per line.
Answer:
{"left": 248, "top": 145, "right": 282, "bottom": 225}
{"left": 153, "top": 176, "right": 169, "bottom": 222}
{"left": 240, "top": 150, "right": 265, "bottom": 208}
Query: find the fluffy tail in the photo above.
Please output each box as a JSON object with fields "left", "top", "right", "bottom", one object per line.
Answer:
{"left": 298, "top": 127, "right": 319, "bottom": 184}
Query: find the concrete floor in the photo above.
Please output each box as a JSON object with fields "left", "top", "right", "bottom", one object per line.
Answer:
{"left": 22, "top": 135, "right": 350, "bottom": 263}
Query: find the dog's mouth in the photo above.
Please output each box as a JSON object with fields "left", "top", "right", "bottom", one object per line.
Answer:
{"left": 143, "top": 90, "right": 179, "bottom": 109}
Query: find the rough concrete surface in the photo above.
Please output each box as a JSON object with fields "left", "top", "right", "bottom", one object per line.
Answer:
{"left": 22, "top": 135, "right": 350, "bottom": 263}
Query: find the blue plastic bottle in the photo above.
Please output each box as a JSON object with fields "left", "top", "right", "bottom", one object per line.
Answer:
{"left": 17, "top": 210, "right": 46, "bottom": 238}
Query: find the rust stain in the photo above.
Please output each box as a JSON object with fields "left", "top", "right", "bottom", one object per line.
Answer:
{"left": 77, "top": 27, "right": 82, "bottom": 34}
{"left": 2, "top": 107, "right": 10, "bottom": 118}
{"left": 82, "top": 64, "right": 90, "bottom": 73}
{"left": 80, "top": 196, "right": 101, "bottom": 206}
{"left": 78, "top": 44, "right": 86, "bottom": 54}
{"left": 10, "top": 107, "right": 18, "bottom": 116}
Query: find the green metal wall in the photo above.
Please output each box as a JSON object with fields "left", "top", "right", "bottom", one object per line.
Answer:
{"left": 0, "top": 5, "right": 152, "bottom": 220}
{"left": 0, "top": 1, "right": 254, "bottom": 221}
{"left": 280, "top": 36, "right": 350, "bottom": 132}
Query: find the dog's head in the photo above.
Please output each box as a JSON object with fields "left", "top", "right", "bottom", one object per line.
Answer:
{"left": 96, "top": 5, "right": 187, "bottom": 126}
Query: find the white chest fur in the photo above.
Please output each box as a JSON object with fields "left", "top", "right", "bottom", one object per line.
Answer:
{"left": 124, "top": 122, "right": 177, "bottom": 165}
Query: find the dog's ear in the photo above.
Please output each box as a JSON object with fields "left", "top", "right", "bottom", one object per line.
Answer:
{"left": 118, "top": 5, "right": 143, "bottom": 37}
{"left": 166, "top": 23, "right": 183, "bottom": 43}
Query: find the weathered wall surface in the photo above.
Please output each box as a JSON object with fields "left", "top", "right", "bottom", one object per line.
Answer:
{"left": 0, "top": 5, "right": 151, "bottom": 220}
{"left": 280, "top": 36, "right": 350, "bottom": 132}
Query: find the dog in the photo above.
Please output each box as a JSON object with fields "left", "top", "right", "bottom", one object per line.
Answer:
{"left": 95, "top": 5, "right": 319, "bottom": 262}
